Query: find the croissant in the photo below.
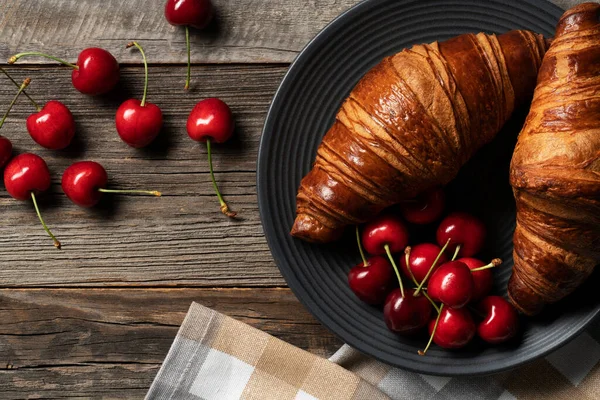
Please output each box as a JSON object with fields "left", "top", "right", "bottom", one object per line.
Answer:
{"left": 508, "top": 3, "right": 600, "bottom": 316}
{"left": 291, "top": 30, "right": 547, "bottom": 243}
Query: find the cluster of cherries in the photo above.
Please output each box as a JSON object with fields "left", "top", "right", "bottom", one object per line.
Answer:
{"left": 0, "top": 0, "right": 234, "bottom": 249}
{"left": 348, "top": 189, "right": 519, "bottom": 355}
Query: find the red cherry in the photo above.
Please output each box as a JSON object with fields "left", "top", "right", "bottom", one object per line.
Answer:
{"left": 428, "top": 261, "right": 474, "bottom": 308}
{"left": 362, "top": 214, "right": 409, "bottom": 255}
{"left": 436, "top": 212, "right": 486, "bottom": 258}
{"left": 26, "top": 101, "right": 75, "bottom": 150}
{"left": 384, "top": 288, "right": 433, "bottom": 335}
{"left": 427, "top": 307, "right": 476, "bottom": 349}
{"left": 165, "top": 0, "right": 213, "bottom": 89}
{"left": 116, "top": 42, "right": 163, "bottom": 148}
{"left": 400, "top": 187, "right": 445, "bottom": 225}
{"left": 3, "top": 153, "right": 60, "bottom": 248}
{"left": 187, "top": 98, "right": 236, "bottom": 217}
{"left": 477, "top": 296, "right": 519, "bottom": 344}
{"left": 348, "top": 256, "right": 394, "bottom": 305}
{"left": 0, "top": 136, "right": 11, "bottom": 169}
{"left": 62, "top": 161, "right": 161, "bottom": 208}
{"left": 9, "top": 48, "right": 119, "bottom": 95}
{"left": 116, "top": 99, "right": 163, "bottom": 148}
{"left": 400, "top": 243, "right": 448, "bottom": 284}
{"left": 3, "top": 153, "right": 49, "bottom": 200}
{"left": 165, "top": 0, "right": 213, "bottom": 29}
{"left": 458, "top": 257, "right": 494, "bottom": 301}
{"left": 187, "top": 98, "right": 234, "bottom": 143}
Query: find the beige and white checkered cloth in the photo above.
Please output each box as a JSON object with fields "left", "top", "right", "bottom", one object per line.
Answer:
{"left": 146, "top": 302, "right": 600, "bottom": 400}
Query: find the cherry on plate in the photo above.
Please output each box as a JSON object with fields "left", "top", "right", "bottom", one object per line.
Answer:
{"left": 400, "top": 187, "right": 445, "bottom": 224}
{"left": 477, "top": 296, "right": 519, "bottom": 344}
{"left": 400, "top": 243, "right": 448, "bottom": 285}
{"left": 436, "top": 212, "right": 486, "bottom": 258}
{"left": 428, "top": 261, "right": 474, "bottom": 308}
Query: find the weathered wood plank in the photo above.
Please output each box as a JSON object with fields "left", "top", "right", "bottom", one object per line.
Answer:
{"left": 0, "top": 288, "right": 342, "bottom": 399}
{"left": 0, "top": 65, "right": 292, "bottom": 287}
{"left": 0, "top": 0, "right": 359, "bottom": 65}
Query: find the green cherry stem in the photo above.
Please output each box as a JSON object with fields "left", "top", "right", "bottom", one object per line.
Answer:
{"left": 8, "top": 52, "right": 78, "bottom": 69}
{"left": 185, "top": 26, "right": 191, "bottom": 90}
{"left": 98, "top": 188, "right": 161, "bottom": 197}
{"left": 31, "top": 192, "right": 61, "bottom": 249}
{"left": 0, "top": 68, "right": 40, "bottom": 111}
{"left": 127, "top": 42, "right": 149, "bottom": 106}
{"left": 405, "top": 247, "right": 440, "bottom": 313}
{"left": 414, "top": 238, "right": 450, "bottom": 296}
{"left": 451, "top": 244, "right": 461, "bottom": 261}
{"left": 404, "top": 246, "right": 419, "bottom": 284}
{"left": 384, "top": 244, "right": 404, "bottom": 298}
{"left": 419, "top": 304, "right": 444, "bottom": 356}
{"left": 356, "top": 226, "right": 368, "bottom": 267}
{"left": 471, "top": 258, "right": 502, "bottom": 272}
{"left": 207, "top": 139, "right": 236, "bottom": 218}
{"left": 0, "top": 78, "right": 30, "bottom": 130}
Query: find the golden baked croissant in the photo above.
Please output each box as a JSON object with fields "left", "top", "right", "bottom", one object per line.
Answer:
{"left": 508, "top": 3, "right": 600, "bottom": 316}
{"left": 291, "top": 30, "right": 547, "bottom": 243}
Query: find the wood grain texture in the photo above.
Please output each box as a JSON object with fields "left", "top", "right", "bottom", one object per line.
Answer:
{"left": 0, "top": 65, "right": 294, "bottom": 287}
{"left": 0, "top": 288, "right": 342, "bottom": 399}
{"left": 0, "top": 0, "right": 358, "bottom": 64}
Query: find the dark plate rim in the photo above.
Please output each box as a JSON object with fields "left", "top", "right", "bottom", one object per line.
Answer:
{"left": 257, "top": 0, "right": 600, "bottom": 376}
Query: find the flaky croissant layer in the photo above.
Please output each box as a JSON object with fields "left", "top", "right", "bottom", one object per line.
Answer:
{"left": 292, "top": 30, "right": 547, "bottom": 243}
{"left": 508, "top": 2, "right": 600, "bottom": 316}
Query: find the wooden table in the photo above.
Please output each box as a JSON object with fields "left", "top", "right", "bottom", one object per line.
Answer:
{"left": 0, "top": 1, "right": 363, "bottom": 397}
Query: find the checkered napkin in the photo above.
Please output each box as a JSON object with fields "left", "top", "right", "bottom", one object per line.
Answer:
{"left": 146, "top": 302, "right": 600, "bottom": 400}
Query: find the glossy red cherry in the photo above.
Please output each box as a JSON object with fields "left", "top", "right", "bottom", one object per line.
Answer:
{"left": 165, "top": 0, "right": 213, "bottom": 28}
{"left": 458, "top": 257, "right": 497, "bottom": 301}
{"left": 0, "top": 136, "right": 11, "bottom": 169}
{"left": 436, "top": 212, "right": 486, "bottom": 259}
{"left": 3, "top": 153, "right": 60, "bottom": 248}
{"left": 400, "top": 187, "right": 445, "bottom": 225}
{"left": 384, "top": 288, "right": 433, "bottom": 335}
{"left": 362, "top": 214, "right": 409, "bottom": 256}
{"left": 62, "top": 161, "right": 161, "bottom": 208}
{"left": 400, "top": 243, "right": 448, "bottom": 284}
{"left": 116, "top": 42, "right": 163, "bottom": 148}
{"left": 9, "top": 48, "right": 119, "bottom": 95}
{"left": 427, "top": 307, "right": 476, "bottom": 349}
{"left": 477, "top": 296, "right": 519, "bottom": 344}
{"left": 26, "top": 100, "right": 75, "bottom": 150}
{"left": 348, "top": 256, "right": 394, "bottom": 305}
{"left": 165, "top": 0, "right": 213, "bottom": 89}
{"left": 187, "top": 98, "right": 236, "bottom": 217}
{"left": 428, "top": 261, "right": 474, "bottom": 308}
{"left": 187, "top": 98, "right": 234, "bottom": 143}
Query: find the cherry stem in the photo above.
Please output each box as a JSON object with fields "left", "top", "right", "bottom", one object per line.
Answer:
{"left": 31, "top": 192, "right": 61, "bottom": 249}
{"left": 451, "top": 244, "right": 461, "bottom": 261}
{"left": 8, "top": 52, "right": 78, "bottom": 69}
{"left": 127, "top": 42, "right": 149, "bottom": 106}
{"left": 405, "top": 247, "right": 440, "bottom": 313}
{"left": 384, "top": 244, "right": 404, "bottom": 298}
{"left": 185, "top": 26, "right": 191, "bottom": 90}
{"left": 471, "top": 258, "right": 502, "bottom": 272}
{"left": 355, "top": 225, "right": 368, "bottom": 267}
{"left": 419, "top": 304, "right": 443, "bottom": 356}
{"left": 0, "top": 68, "right": 40, "bottom": 111}
{"left": 206, "top": 139, "right": 236, "bottom": 218}
{"left": 98, "top": 188, "right": 161, "bottom": 197}
{"left": 404, "top": 246, "right": 419, "bottom": 284}
{"left": 0, "top": 78, "right": 30, "bottom": 130}
{"left": 414, "top": 238, "right": 450, "bottom": 296}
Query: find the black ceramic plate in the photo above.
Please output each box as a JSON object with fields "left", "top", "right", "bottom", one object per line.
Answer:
{"left": 257, "top": 0, "right": 600, "bottom": 375}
